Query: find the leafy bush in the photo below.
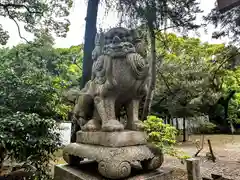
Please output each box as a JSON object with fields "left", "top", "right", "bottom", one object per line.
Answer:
{"left": 0, "top": 32, "right": 83, "bottom": 179}
{"left": 234, "top": 119, "right": 240, "bottom": 125}
{"left": 144, "top": 116, "right": 177, "bottom": 148}
{"left": 198, "top": 121, "right": 216, "bottom": 134}
{"left": 144, "top": 116, "right": 190, "bottom": 160}
{"left": 0, "top": 36, "right": 83, "bottom": 121}
{"left": 0, "top": 112, "right": 61, "bottom": 179}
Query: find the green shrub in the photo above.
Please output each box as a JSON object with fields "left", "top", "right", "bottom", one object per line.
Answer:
{"left": 198, "top": 121, "right": 216, "bottom": 134}
{"left": 0, "top": 112, "right": 61, "bottom": 180}
{"left": 144, "top": 116, "right": 177, "bottom": 148}
{"left": 144, "top": 116, "right": 190, "bottom": 160}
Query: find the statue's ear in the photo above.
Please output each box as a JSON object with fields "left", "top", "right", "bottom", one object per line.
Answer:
{"left": 94, "top": 33, "right": 100, "bottom": 45}
{"left": 99, "top": 32, "right": 105, "bottom": 51}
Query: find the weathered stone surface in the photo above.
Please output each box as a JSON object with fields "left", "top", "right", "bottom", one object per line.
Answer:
{"left": 54, "top": 163, "right": 173, "bottom": 180}
{"left": 62, "top": 143, "right": 164, "bottom": 179}
{"left": 70, "top": 27, "right": 150, "bottom": 134}
{"left": 63, "top": 143, "right": 161, "bottom": 164}
{"left": 76, "top": 130, "right": 147, "bottom": 147}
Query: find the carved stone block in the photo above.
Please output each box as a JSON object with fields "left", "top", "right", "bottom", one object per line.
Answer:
{"left": 54, "top": 163, "right": 173, "bottom": 180}
{"left": 76, "top": 131, "right": 147, "bottom": 147}
{"left": 62, "top": 143, "right": 164, "bottom": 179}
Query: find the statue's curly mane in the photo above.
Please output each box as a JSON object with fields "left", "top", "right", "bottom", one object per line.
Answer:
{"left": 126, "top": 53, "right": 149, "bottom": 80}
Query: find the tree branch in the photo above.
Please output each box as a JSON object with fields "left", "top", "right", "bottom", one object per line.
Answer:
{"left": 158, "top": 71, "right": 173, "bottom": 94}
{"left": 155, "top": 34, "right": 170, "bottom": 52}
{"left": 157, "top": 25, "right": 178, "bottom": 32}
{"left": 0, "top": 3, "right": 43, "bottom": 14}
{"left": 3, "top": 6, "right": 30, "bottom": 43}
{"left": 211, "top": 47, "right": 240, "bottom": 82}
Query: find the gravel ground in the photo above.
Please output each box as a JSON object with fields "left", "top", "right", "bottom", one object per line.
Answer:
{"left": 162, "top": 135, "right": 240, "bottom": 180}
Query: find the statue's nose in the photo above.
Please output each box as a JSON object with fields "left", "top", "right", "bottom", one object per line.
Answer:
{"left": 112, "top": 36, "right": 121, "bottom": 44}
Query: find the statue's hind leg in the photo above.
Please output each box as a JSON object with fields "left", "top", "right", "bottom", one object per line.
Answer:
{"left": 94, "top": 96, "right": 124, "bottom": 132}
{"left": 126, "top": 99, "right": 144, "bottom": 131}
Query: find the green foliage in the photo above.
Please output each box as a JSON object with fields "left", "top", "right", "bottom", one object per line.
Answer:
{"left": 153, "top": 33, "right": 224, "bottom": 118}
{"left": 228, "top": 94, "right": 240, "bottom": 125}
{"left": 0, "top": 31, "right": 82, "bottom": 120}
{"left": 220, "top": 66, "right": 240, "bottom": 125}
{"left": 198, "top": 121, "right": 217, "bottom": 134}
{"left": 144, "top": 116, "right": 190, "bottom": 160}
{"left": 144, "top": 116, "right": 177, "bottom": 148}
{"left": 0, "top": 112, "right": 61, "bottom": 179}
{"left": 0, "top": 0, "right": 72, "bottom": 45}
{"left": 0, "top": 31, "right": 83, "bottom": 178}
{"left": 55, "top": 45, "right": 83, "bottom": 87}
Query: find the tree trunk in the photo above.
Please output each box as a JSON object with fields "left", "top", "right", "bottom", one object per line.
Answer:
{"left": 81, "top": 0, "right": 100, "bottom": 89}
{"left": 176, "top": 118, "right": 179, "bottom": 130}
{"left": 223, "top": 90, "right": 236, "bottom": 133}
{"left": 183, "top": 117, "right": 186, "bottom": 142}
{"left": 141, "top": 23, "right": 157, "bottom": 120}
{"left": 169, "top": 116, "right": 173, "bottom": 126}
{"left": 224, "top": 90, "right": 236, "bottom": 120}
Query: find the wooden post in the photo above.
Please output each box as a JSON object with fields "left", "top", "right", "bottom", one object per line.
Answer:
{"left": 195, "top": 135, "right": 205, "bottom": 157}
{"left": 207, "top": 139, "right": 216, "bottom": 162}
{"left": 186, "top": 158, "right": 201, "bottom": 180}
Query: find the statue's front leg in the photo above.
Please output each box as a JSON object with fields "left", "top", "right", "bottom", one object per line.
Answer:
{"left": 94, "top": 96, "right": 124, "bottom": 132}
{"left": 126, "top": 99, "right": 144, "bottom": 131}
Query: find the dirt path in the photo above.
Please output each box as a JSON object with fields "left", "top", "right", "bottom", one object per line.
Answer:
{"left": 162, "top": 135, "right": 240, "bottom": 179}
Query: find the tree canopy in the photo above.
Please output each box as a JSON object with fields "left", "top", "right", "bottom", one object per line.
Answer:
{"left": 152, "top": 33, "right": 224, "bottom": 117}
{"left": 0, "top": 31, "right": 82, "bottom": 120}
{"left": 150, "top": 32, "right": 240, "bottom": 131}
{"left": 0, "top": 0, "right": 72, "bottom": 45}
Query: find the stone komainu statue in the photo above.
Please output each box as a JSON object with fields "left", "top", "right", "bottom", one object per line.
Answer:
{"left": 62, "top": 27, "right": 163, "bottom": 180}
{"left": 71, "top": 27, "right": 150, "bottom": 136}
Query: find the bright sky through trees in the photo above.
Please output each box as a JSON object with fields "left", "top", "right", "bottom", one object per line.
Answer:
{"left": 0, "top": 0, "right": 230, "bottom": 48}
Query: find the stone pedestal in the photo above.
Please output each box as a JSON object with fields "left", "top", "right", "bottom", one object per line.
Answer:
{"left": 62, "top": 131, "right": 164, "bottom": 179}
{"left": 54, "top": 162, "right": 173, "bottom": 180}
{"left": 76, "top": 131, "right": 147, "bottom": 147}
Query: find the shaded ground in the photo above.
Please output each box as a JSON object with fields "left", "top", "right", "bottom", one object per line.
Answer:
{"left": 53, "top": 135, "right": 240, "bottom": 180}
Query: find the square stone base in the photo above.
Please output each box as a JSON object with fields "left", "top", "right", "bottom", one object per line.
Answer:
{"left": 76, "top": 131, "right": 147, "bottom": 147}
{"left": 54, "top": 161, "right": 173, "bottom": 180}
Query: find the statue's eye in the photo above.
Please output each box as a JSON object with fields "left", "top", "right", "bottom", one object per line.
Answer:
{"left": 128, "top": 44, "right": 134, "bottom": 48}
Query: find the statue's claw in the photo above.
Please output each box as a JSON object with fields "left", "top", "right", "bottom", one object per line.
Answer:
{"left": 82, "top": 119, "right": 101, "bottom": 132}
{"left": 102, "top": 119, "right": 124, "bottom": 132}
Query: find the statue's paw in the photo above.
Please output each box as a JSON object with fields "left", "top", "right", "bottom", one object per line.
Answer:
{"left": 102, "top": 119, "right": 124, "bottom": 132}
{"left": 130, "top": 120, "right": 144, "bottom": 131}
{"left": 82, "top": 119, "right": 101, "bottom": 132}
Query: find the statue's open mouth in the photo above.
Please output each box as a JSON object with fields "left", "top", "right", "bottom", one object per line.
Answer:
{"left": 104, "top": 42, "right": 136, "bottom": 58}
